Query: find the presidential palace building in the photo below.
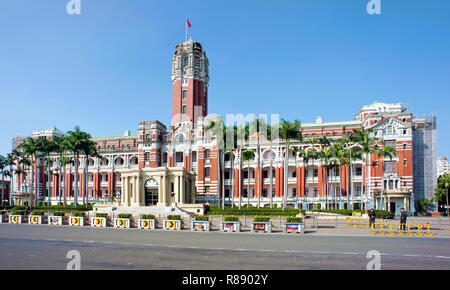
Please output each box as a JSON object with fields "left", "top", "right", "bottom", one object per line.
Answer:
{"left": 10, "top": 38, "right": 437, "bottom": 215}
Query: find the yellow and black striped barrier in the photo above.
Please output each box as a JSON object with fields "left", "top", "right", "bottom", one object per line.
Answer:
{"left": 371, "top": 222, "right": 434, "bottom": 237}
{"left": 347, "top": 217, "right": 370, "bottom": 228}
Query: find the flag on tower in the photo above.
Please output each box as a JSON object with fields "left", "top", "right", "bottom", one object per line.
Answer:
{"left": 187, "top": 19, "right": 192, "bottom": 28}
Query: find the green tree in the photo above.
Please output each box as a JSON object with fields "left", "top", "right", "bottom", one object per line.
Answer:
{"left": 242, "top": 149, "right": 255, "bottom": 208}
{"left": 438, "top": 174, "right": 450, "bottom": 218}
{"left": 279, "top": 119, "right": 302, "bottom": 210}
{"left": 65, "top": 126, "right": 90, "bottom": 208}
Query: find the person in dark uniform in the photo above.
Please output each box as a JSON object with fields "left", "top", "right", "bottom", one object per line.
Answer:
{"left": 400, "top": 208, "right": 407, "bottom": 231}
{"left": 368, "top": 208, "right": 376, "bottom": 230}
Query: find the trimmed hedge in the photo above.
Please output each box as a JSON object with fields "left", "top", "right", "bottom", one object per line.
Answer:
{"left": 71, "top": 212, "right": 85, "bottom": 217}
{"left": 11, "top": 205, "right": 93, "bottom": 211}
{"left": 30, "top": 211, "right": 45, "bottom": 216}
{"left": 50, "top": 211, "right": 66, "bottom": 216}
{"left": 223, "top": 216, "right": 239, "bottom": 222}
{"left": 206, "top": 206, "right": 302, "bottom": 216}
{"left": 286, "top": 217, "right": 303, "bottom": 223}
{"left": 0, "top": 210, "right": 6, "bottom": 215}
{"left": 310, "top": 209, "right": 394, "bottom": 219}
{"left": 140, "top": 214, "right": 155, "bottom": 220}
{"left": 13, "top": 210, "right": 25, "bottom": 215}
{"left": 96, "top": 213, "right": 108, "bottom": 218}
{"left": 117, "top": 214, "right": 132, "bottom": 219}
{"left": 167, "top": 215, "right": 181, "bottom": 220}
{"left": 374, "top": 210, "right": 394, "bottom": 219}
{"left": 194, "top": 216, "right": 209, "bottom": 221}
{"left": 253, "top": 216, "right": 270, "bottom": 222}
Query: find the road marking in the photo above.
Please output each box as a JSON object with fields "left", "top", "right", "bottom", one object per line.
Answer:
{"left": 10, "top": 236, "right": 449, "bottom": 261}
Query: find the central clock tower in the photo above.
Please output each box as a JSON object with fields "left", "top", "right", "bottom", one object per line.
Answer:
{"left": 171, "top": 39, "right": 209, "bottom": 126}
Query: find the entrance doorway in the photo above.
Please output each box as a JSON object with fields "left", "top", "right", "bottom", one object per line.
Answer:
{"left": 390, "top": 202, "right": 396, "bottom": 213}
{"left": 144, "top": 178, "right": 159, "bottom": 206}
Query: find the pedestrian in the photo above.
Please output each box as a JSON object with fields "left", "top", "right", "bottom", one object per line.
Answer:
{"left": 368, "top": 208, "right": 376, "bottom": 230}
{"left": 400, "top": 208, "right": 407, "bottom": 231}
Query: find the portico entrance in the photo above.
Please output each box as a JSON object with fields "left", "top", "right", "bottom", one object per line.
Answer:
{"left": 145, "top": 178, "right": 159, "bottom": 206}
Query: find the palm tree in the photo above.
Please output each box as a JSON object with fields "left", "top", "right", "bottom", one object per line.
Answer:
{"left": 350, "top": 128, "right": 379, "bottom": 211}
{"left": 290, "top": 146, "right": 301, "bottom": 203}
{"left": 0, "top": 155, "right": 8, "bottom": 205}
{"left": 438, "top": 174, "right": 450, "bottom": 218}
{"left": 80, "top": 138, "right": 100, "bottom": 206}
{"left": 6, "top": 151, "right": 19, "bottom": 205}
{"left": 279, "top": 119, "right": 302, "bottom": 210}
{"left": 53, "top": 136, "right": 67, "bottom": 205}
{"left": 65, "top": 126, "right": 90, "bottom": 208}
{"left": 319, "top": 146, "right": 333, "bottom": 209}
{"left": 59, "top": 156, "right": 72, "bottom": 206}
{"left": 14, "top": 149, "right": 30, "bottom": 206}
{"left": 39, "top": 138, "right": 57, "bottom": 206}
{"left": 19, "top": 137, "right": 41, "bottom": 207}
{"left": 242, "top": 149, "right": 255, "bottom": 208}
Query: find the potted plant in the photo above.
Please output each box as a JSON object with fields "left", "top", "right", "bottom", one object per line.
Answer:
{"left": 69, "top": 211, "right": 85, "bottom": 226}
{"left": 138, "top": 214, "right": 156, "bottom": 230}
{"left": 114, "top": 213, "right": 132, "bottom": 228}
{"left": 220, "top": 216, "right": 240, "bottom": 232}
{"left": 283, "top": 217, "right": 304, "bottom": 234}
{"left": 91, "top": 212, "right": 108, "bottom": 227}
{"left": 29, "top": 210, "right": 45, "bottom": 224}
{"left": 164, "top": 214, "right": 181, "bottom": 230}
{"left": 48, "top": 211, "right": 65, "bottom": 225}
{"left": 191, "top": 215, "right": 210, "bottom": 231}
{"left": 251, "top": 216, "right": 271, "bottom": 233}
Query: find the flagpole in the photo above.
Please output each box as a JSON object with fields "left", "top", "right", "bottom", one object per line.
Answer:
{"left": 185, "top": 18, "right": 187, "bottom": 42}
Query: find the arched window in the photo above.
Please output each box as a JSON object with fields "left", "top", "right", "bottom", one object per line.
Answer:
{"left": 183, "top": 56, "right": 189, "bottom": 68}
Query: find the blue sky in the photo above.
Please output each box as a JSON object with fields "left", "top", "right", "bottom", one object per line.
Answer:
{"left": 0, "top": 0, "right": 449, "bottom": 158}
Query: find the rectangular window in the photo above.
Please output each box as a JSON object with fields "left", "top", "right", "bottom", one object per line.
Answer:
{"left": 403, "top": 159, "right": 407, "bottom": 166}
{"left": 182, "top": 90, "right": 187, "bottom": 99}
{"left": 192, "top": 151, "right": 197, "bottom": 162}
{"left": 205, "top": 167, "right": 211, "bottom": 178}
{"left": 313, "top": 168, "right": 318, "bottom": 177}
{"left": 384, "top": 140, "right": 396, "bottom": 148}
{"left": 182, "top": 105, "right": 187, "bottom": 115}
{"left": 383, "top": 161, "right": 397, "bottom": 173}
{"left": 205, "top": 149, "right": 211, "bottom": 159}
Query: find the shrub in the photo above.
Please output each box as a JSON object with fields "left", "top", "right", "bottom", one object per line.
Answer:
{"left": 31, "top": 211, "right": 45, "bottom": 216}
{"left": 96, "top": 213, "right": 108, "bottom": 218}
{"left": 286, "top": 217, "right": 303, "bottom": 223}
{"left": 374, "top": 210, "right": 394, "bottom": 219}
{"left": 205, "top": 205, "right": 300, "bottom": 216}
{"left": 167, "top": 215, "right": 181, "bottom": 220}
{"left": 315, "top": 203, "right": 321, "bottom": 210}
{"left": 71, "top": 212, "right": 85, "bottom": 217}
{"left": 140, "top": 214, "right": 155, "bottom": 220}
{"left": 223, "top": 216, "right": 239, "bottom": 222}
{"left": 0, "top": 210, "right": 6, "bottom": 215}
{"left": 51, "top": 211, "right": 66, "bottom": 216}
{"left": 194, "top": 216, "right": 209, "bottom": 221}
{"left": 117, "top": 214, "right": 132, "bottom": 219}
{"left": 253, "top": 216, "right": 270, "bottom": 222}
{"left": 13, "top": 210, "right": 25, "bottom": 215}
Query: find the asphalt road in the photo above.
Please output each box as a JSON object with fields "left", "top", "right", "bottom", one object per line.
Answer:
{"left": 1, "top": 224, "right": 449, "bottom": 270}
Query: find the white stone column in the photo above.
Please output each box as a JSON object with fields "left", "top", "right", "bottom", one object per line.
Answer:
{"left": 180, "top": 175, "right": 185, "bottom": 204}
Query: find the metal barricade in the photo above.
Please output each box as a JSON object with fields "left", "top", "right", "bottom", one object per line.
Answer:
{"left": 371, "top": 222, "right": 434, "bottom": 237}
{"left": 347, "top": 217, "right": 370, "bottom": 228}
